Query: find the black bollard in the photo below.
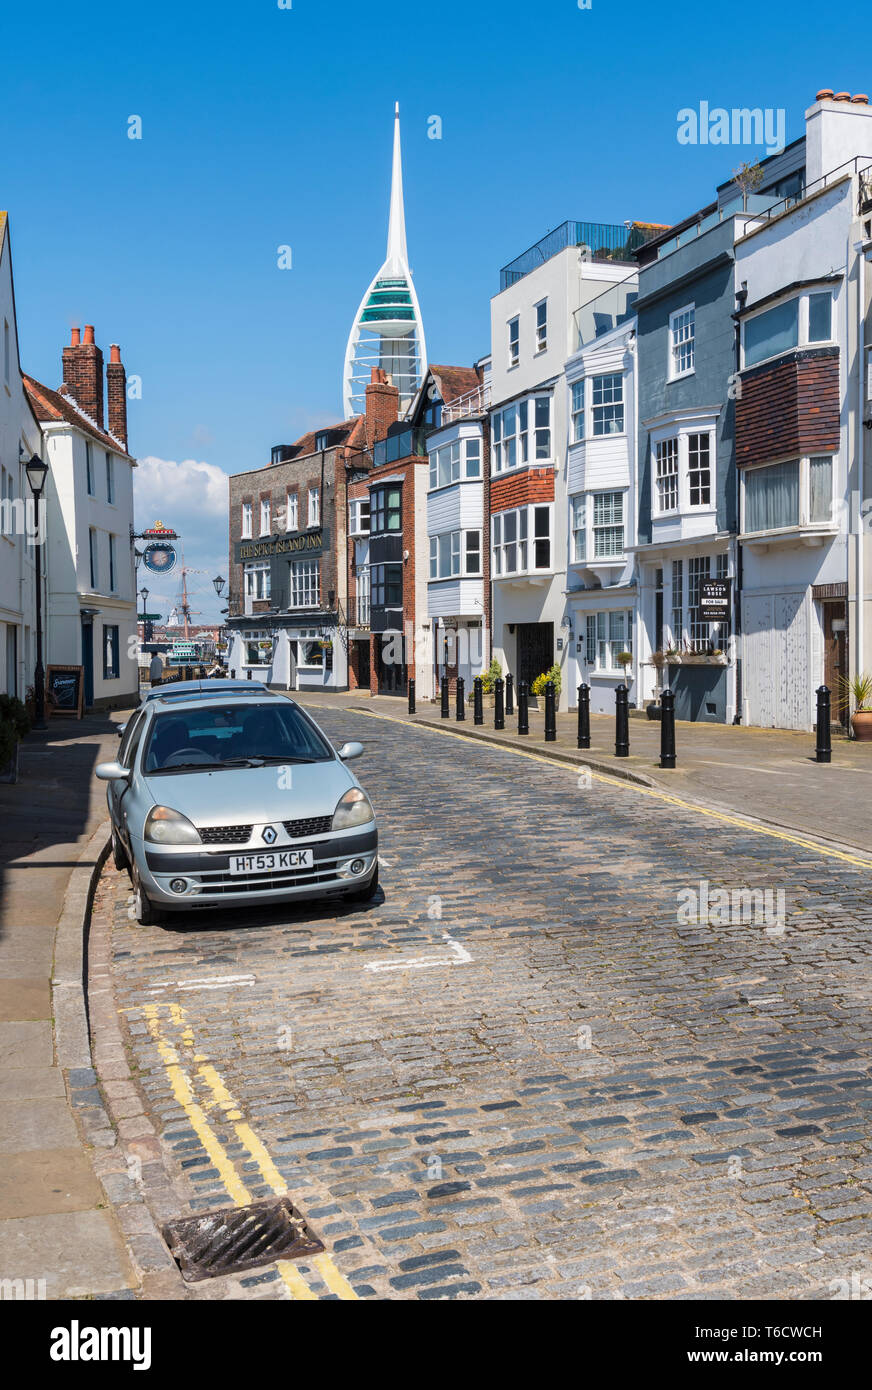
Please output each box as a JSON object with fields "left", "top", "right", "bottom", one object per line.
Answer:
{"left": 660, "top": 687, "right": 676, "bottom": 769}
{"left": 456, "top": 676, "right": 465, "bottom": 721}
{"left": 441, "top": 679, "right": 450, "bottom": 719}
{"left": 230, "top": 669, "right": 236, "bottom": 679}
{"left": 408, "top": 678, "right": 416, "bottom": 715}
{"left": 247, "top": 669, "right": 252, "bottom": 680}
{"left": 494, "top": 678, "right": 505, "bottom": 731}
{"left": 473, "top": 677, "right": 484, "bottom": 725}
{"left": 544, "top": 680, "right": 557, "bottom": 742}
{"left": 815, "top": 685, "right": 832, "bottom": 764}
{"left": 505, "top": 673, "right": 514, "bottom": 716}
{"left": 518, "top": 680, "right": 529, "bottom": 735}
{"left": 577, "top": 683, "right": 590, "bottom": 750}
{"left": 615, "top": 682, "right": 629, "bottom": 758}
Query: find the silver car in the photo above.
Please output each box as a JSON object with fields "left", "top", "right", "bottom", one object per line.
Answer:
{"left": 96, "top": 692, "right": 378, "bottom": 925}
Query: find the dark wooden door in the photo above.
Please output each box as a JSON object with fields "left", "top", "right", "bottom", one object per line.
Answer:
{"left": 822, "top": 602, "right": 847, "bottom": 726}
{"left": 517, "top": 622, "right": 553, "bottom": 688}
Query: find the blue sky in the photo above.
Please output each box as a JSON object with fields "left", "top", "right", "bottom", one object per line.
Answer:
{"left": 2, "top": 0, "right": 867, "bottom": 619}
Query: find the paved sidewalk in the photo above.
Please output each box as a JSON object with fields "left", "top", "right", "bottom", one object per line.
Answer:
{"left": 292, "top": 690, "right": 872, "bottom": 856}
{"left": 0, "top": 709, "right": 141, "bottom": 1299}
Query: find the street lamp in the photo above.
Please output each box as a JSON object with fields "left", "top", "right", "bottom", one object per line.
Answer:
{"left": 25, "top": 455, "right": 49, "bottom": 729}
{"left": 212, "top": 574, "right": 226, "bottom": 596}
{"left": 139, "top": 586, "right": 150, "bottom": 643}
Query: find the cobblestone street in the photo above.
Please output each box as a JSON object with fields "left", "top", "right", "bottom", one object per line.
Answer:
{"left": 93, "top": 704, "right": 872, "bottom": 1300}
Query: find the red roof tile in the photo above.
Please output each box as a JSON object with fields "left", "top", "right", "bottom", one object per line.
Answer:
{"left": 23, "top": 374, "right": 133, "bottom": 458}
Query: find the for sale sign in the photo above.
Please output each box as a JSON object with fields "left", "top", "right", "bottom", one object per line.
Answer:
{"left": 700, "top": 579, "right": 731, "bottom": 622}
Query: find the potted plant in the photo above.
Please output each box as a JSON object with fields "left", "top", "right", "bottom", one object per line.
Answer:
{"left": 839, "top": 672, "right": 872, "bottom": 741}
{"left": 0, "top": 694, "right": 32, "bottom": 785}
{"left": 664, "top": 646, "right": 681, "bottom": 663}
{"left": 530, "top": 663, "right": 562, "bottom": 709}
{"left": 616, "top": 650, "right": 633, "bottom": 674}
{"left": 471, "top": 658, "right": 502, "bottom": 707}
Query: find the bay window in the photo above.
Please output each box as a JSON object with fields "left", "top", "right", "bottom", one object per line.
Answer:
{"left": 655, "top": 437, "right": 679, "bottom": 512}
{"left": 491, "top": 395, "right": 551, "bottom": 473}
{"left": 742, "top": 455, "right": 833, "bottom": 534}
{"left": 688, "top": 433, "right": 711, "bottom": 506}
{"left": 348, "top": 498, "right": 369, "bottom": 535}
{"left": 591, "top": 373, "right": 624, "bottom": 435}
{"left": 426, "top": 528, "right": 483, "bottom": 580}
{"left": 370, "top": 485, "right": 401, "bottom": 533}
{"left": 592, "top": 491, "right": 624, "bottom": 558}
{"left": 742, "top": 287, "right": 834, "bottom": 369}
{"left": 492, "top": 505, "right": 551, "bottom": 576}
{"left": 428, "top": 437, "right": 482, "bottom": 490}
{"left": 371, "top": 563, "right": 403, "bottom": 608}
{"left": 571, "top": 495, "right": 586, "bottom": 561}
{"left": 571, "top": 380, "right": 585, "bottom": 442}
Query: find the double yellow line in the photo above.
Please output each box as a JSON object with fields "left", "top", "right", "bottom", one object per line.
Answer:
{"left": 139, "top": 1001, "right": 357, "bottom": 1300}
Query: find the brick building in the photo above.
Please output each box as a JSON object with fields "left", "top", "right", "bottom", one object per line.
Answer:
{"left": 226, "top": 418, "right": 365, "bottom": 690}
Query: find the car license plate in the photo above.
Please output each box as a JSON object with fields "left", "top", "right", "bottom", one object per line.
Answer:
{"left": 228, "top": 850, "right": 314, "bottom": 876}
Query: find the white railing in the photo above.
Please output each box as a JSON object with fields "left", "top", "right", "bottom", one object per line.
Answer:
{"left": 442, "top": 382, "right": 492, "bottom": 423}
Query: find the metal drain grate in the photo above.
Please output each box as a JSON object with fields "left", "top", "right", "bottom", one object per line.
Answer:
{"left": 162, "top": 1195, "right": 324, "bottom": 1281}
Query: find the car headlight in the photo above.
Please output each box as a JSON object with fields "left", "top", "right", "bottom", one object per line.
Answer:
{"left": 144, "top": 806, "right": 202, "bottom": 844}
{"left": 332, "top": 787, "right": 374, "bottom": 830}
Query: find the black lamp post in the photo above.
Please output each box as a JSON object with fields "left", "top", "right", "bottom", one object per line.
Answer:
{"left": 139, "top": 586, "right": 150, "bottom": 644}
{"left": 25, "top": 455, "right": 49, "bottom": 729}
{"left": 212, "top": 577, "right": 226, "bottom": 664}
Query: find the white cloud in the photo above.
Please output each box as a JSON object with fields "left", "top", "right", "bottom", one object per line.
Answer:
{"left": 133, "top": 455, "right": 229, "bottom": 526}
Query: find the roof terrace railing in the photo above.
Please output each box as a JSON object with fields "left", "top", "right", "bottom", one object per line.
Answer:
{"left": 499, "top": 221, "right": 662, "bottom": 290}
{"left": 441, "top": 381, "right": 492, "bottom": 423}
{"left": 573, "top": 273, "right": 639, "bottom": 350}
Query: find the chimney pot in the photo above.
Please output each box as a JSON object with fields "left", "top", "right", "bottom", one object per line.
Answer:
{"left": 816, "top": 89, "right": 834, "bottom": 101}
{"left": 70, "top": 326, "right": 81, "bottom": 346}
{"left": 110, "top": 343, "right": 122, "bottom": 363}
{"left": 834, "top": 91, "right": 851, "bottom": 102}
{"left": 852, "top": 93, "right": 869, "bottom": 105}
{"left": 83, "top": 324, "right": 95, "bottom": 344}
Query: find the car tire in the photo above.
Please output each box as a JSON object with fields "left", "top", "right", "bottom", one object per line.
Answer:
{"left": 132, "top": 867, "right": 165, "bottom": 926}
{"left": 344, "top": 864, "right": 379, "bottom": 903}
{"left": 111, "top": 827, "right": 128, "bottom": 872}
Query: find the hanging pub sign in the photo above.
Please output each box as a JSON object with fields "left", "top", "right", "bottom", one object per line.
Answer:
{"left": 140, "top": 521, "right": 178, "bottom": 540}
{"left": 143, "top": 542, "right": 177, "bottom": 574}
{"left": 700, "top": 579, "right": 731, "bottom": 623}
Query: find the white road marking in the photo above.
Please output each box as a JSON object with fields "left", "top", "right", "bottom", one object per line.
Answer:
{"left": 147, "top": 973, "right": 256, "bottom": 994}
{"left": 364, "top": 932, "right": 472, "bottom": 973}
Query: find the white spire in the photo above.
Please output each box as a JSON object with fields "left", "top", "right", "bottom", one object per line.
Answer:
{"left": 386, "top": 101, "right": 408, "bottom": 270}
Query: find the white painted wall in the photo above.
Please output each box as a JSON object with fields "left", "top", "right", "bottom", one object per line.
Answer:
{"left": 0, "top": 219, "right": 42, "bottom": 701}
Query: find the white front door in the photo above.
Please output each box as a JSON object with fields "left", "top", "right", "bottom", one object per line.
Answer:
{"left": 742, "top": 591, "right": 808, "bottom": 730}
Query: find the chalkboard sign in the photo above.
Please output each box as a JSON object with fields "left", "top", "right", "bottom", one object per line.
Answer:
{"left": 46, "top": 665, "right": 84, "bottom": 718}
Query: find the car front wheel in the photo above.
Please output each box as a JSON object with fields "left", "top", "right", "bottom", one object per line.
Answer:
{"left": 132, "top": 867, "right": 165, "bottom": 926}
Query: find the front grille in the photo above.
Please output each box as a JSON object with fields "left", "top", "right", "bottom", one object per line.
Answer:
{"left": 200, "top": 824, "right": 252, "bottom": 844}
{"left": 195, "top": 859, "right": 342, "bottom": 895}
{"left": 284, "top": 815, "right": 332, "bottom": 838}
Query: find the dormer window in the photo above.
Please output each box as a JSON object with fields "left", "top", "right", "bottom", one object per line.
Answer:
{"left": 315, "top": 432, "right": 330, "bottom": 452}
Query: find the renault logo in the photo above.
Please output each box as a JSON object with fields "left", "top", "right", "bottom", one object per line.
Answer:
{"left": 262, "top": 825, "right": 278, "bottom": 845}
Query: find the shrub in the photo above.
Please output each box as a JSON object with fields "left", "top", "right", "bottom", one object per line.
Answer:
{"left": 531, "top": 663, "right": 562, "bottom": 698}
{"left": 480, "top": 658, "right": 502, "bottom": 694}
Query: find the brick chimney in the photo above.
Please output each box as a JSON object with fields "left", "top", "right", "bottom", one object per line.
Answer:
{"left": 364, "top": 367, "right": 399, "bottom": 451}
{"left": 106, "top": 344, "right": 128, "bottom": 449}
{"left": 61, "top": 324, "right": 104, "bottom": 427}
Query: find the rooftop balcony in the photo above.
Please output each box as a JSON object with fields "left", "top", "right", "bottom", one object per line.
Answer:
{"left": 441, "top": 381, "right": 492, "bottom": 423}
{"left": 499, "top": 220, "right": 663, "bottom": 290}
{"left": 573, "top": 274, "right": 639, "bottom": 350}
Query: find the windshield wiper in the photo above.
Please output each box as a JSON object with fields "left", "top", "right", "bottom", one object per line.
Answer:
{"left": 150, "top": 761, "right": 217, "bottom": 774}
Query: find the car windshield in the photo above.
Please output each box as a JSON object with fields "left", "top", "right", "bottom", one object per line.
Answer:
{"left": 141, "top": 702, "right": 332, "bottom": 773}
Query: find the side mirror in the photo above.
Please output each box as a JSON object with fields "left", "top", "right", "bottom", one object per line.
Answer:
{"left": 337, "top": 741, "right": 364, "bottom": 761}
{"left": 95, "top": 761, "right": 131, "bottom": 781}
